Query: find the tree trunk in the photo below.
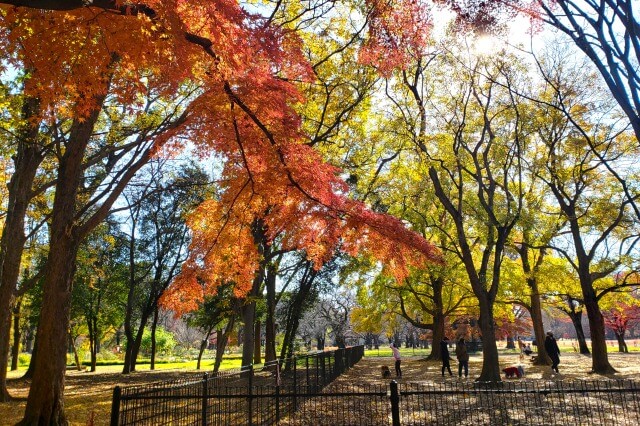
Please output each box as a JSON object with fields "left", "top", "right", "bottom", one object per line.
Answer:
{"left": 316, "top": 335, "right": 325, "bottom": 351}
{"left": 88, "top": 314, "right": 97, "bottom": 372}
{"left": 583, "top": 296, "right": 615, "bottom": 373}
{"left": 615, "top": 331, "right": 628, "bottom": 353}
{"left": 240, "top": 301, "right": 256, "bottom": 370}
{"left": 279, "top": 266, "right": 315, "bottom": 361}
{"left": 214, "top": 318, "right": 235, "bottom": 373}
{"left": 20, "top": 96, "right": 110, "bottom": 423}
{"left": 516, "top": 240, "right": 551, "bottom": 365}
{"left": 11, "top": 299, "right": 22, "bottom": 371}
{"left": 0, "top": 96, "right": 44, "bottom": 402}
{"left": 505, "top": 335, "right": 515, "bottom": 349}
{"left": 196, "top": 329, "right": 213, "bottom": 370}
{"left": 567, "top": 308, "right": 590, "bottom": 355}
{"left": 264, "top": 265, "right": 277, "bottom": 363}
{"left": 253, "top": 319, "right": 261, "bottom": 365}
{"left": 22, "top": 334, "right": 37, "bottom": 380}
{"left": 24, "top": 326, "right": 34, "bottom": 353}
{"left": 150, "top": 307, "right": 158, "bottom": 370}
{"left": 20, "top": 234, "right": 81, "bottom": 424}
{"left": 529, "top": 288, "right": 551, "bottom": 365}
{"left": 427, "top": 314, "right": 445, "bottom": 361}
{"left": 129, "top": 318, "right": 150, "bottom": 373}
{"left": 241, "top": 221, "right": 267, "bottom": 369}
{"left": 477, "top": 297, "right": 501, "bottom": 382}
{"left": 70, "top": 333, "right": 83, "bottom": 371}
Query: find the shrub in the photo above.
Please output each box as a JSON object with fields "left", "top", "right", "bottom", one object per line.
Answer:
{"left": 18, "top": 353, "right": 31, "bottom": 366}
{"left": 140, "top": 327, "right": 176, "bottom": 356}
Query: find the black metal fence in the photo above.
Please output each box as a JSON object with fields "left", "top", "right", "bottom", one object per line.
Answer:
{"left": 110, "top": 345, "right": 365, "bottom": 425}
{"left": 394, "top": 380, "right": 640, "bottom": 425}
{"left": 111, "top": 351, "right": 640, "bottom": 425}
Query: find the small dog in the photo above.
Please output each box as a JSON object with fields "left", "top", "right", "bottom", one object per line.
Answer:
{"left": 503, "top": 366, "right": 524, "bottom": 378}
{"left": 381, "top": 365, "right": 392, "bottom": 378}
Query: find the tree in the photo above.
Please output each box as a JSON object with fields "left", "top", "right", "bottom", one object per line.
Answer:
{"left": 601, "top": 294, "right": 640, "bottom": 353}
{"left": 121, "top": 162, "right": 209, "bottom": 373}
{"left": 71, "top": 220, "right": 126, "bottom": 371}
{"left": 603, "top": 306, "right": 639, "bottom": 353}
{"left": 532, "top": 0, "right": 640, "bottom": 143}
{"left": 0, "top": 79, "right": 51, "bottom": 401}
{"left": 0, "top": 0, "right": 441, "bottom": 420}
{"left": 530, "top": 52, "right": 640, "bottom": 373}
{"left": 378, "top": 42, "right": 531, "bottom": 380}
{"left": 185, "top": 282, "right": 241, "bottom": 370}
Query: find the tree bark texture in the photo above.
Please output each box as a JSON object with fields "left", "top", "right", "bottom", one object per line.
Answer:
{"left": 0, "top": 97, "right": 44, "bottom": 401}
{"left": 253, "top": 319, "right": 261, "bottom": 365}
{"left": 529, "top": 287, "right": 551, "bottom": 365}
{"left": 427, "top": 313, "right": 445, "bottom": 361}
{"left": 477, "top": 298, "right": 502, "bottom": 382}
{"left": 150, "top": 307, "right": 158, "bottom": 370}
{"left": 264, "top": 265, "right": 277, "bottom": 363}
{"left": 567, "top": 307, "right": 590, "bottom": 355}
{"left": 214, "top": 318, "right": 235, "bottom": 373}
{"left": 20, "top": 101, "right": 102, "bottom": 424}
{"left": 584, "top": 295, "right": 615, "bottom": 373}
{"left": 11, "top": 299, "right": 22, "bottom": 371}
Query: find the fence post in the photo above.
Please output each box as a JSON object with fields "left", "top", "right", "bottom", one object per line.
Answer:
{"left": 110, "top": 386, "right": 121, "bottom": 426}
{"left": 389, "top": 380, "right": 400, "bottom": 426}
{"left": 293, "top": 356, "right": 298, "bottom": 410}
{"left": 202, "top": 373, "right": 208, "bottom": 426}
{"left": 275, "top": 381, "right": 280, "bottom": 423}
{"left": 248, "top": 364, "right": 254, "bottom": 426}
{"left": 315, "top": 354, "right": 319, "bottom": 391}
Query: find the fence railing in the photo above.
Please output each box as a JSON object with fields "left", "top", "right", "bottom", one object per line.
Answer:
{"left": 110, "top": 345, "right": 364, "bottom": 425}
{"left": 111, "top": 351, "right": 640, "bottom": 425}
{"left": 276, "top": 379, "right": 640, "bottom": 426}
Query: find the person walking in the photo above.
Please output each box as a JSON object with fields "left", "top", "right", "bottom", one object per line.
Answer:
{"left": 544, "top": 331, "right": 561, "bottom": 373}
{"left": 455, "top": 337, "right": 469, "bottom": 378}
{"left": 390, "top": 343, "right": 402, "bottom": 378}
{"left": 440, "top": 337, "right": 453, "bottom": 376}
{"left": 517, "top": 337, "right": 525, "bottom": 361}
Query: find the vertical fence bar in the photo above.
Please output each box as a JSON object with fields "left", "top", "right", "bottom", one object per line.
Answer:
{"left": 293, "top": 355, "right": 298, "bottom": 410}
{"left": 390, "top": 380, "right": 400, "bottom": 426}
{"left": 275, "top": 383, "right": 280, "bottom": 423}
{"left": 110, "top": 385, "right": 121, "bottom": 426}
{"left": 315, "top": 354, "right": 319, "bottom": 391}
{"left": 248, "top": 365, "right": 254, "bottom": 426}
{"left": 201, "top": 373, "right": 208, "bottom": 426}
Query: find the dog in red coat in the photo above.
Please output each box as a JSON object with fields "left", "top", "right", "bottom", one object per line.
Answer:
{"left": 503, "top": 366, "right": 524, "bottom": 378}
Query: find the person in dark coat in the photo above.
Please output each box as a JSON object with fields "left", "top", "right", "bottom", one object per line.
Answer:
{"left": 441, "top": 337, "right": 453, "bottom": 376}
{"left": 455, "top": 338, "right": 469, "bottom": 378}
{"left": 544, "top": 331, "right": 561, "bottom": 373}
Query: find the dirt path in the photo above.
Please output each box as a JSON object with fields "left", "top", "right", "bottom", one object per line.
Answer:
{"left": 332, "top": 352, "right": 640, "bottom": 386}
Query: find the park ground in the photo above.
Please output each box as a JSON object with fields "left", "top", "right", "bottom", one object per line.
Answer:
{"left": 2, "top": 344, "right": 640, "bottom": 425}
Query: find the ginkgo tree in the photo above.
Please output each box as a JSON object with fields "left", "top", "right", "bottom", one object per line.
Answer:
{"left": 529, "top": 50, "right": 640, "bottom": 373}
{"left": 0, "top": 1, "right": 442, "bottom": 423}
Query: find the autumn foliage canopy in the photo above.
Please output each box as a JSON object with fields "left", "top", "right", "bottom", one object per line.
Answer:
{"left": 0, "top": 0, "right": 441, "bottom": 314}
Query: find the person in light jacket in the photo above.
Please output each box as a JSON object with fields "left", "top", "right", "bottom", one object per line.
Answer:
{"left": 390, "top": 343, "right": 402, "bottom": 378}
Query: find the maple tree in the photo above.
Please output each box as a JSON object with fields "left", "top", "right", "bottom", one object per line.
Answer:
{"left": 603, "top": 301, "right": 640, "bottom": 353}
{"left": 0, "top": 1, "right": 442, "bottom": 422}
